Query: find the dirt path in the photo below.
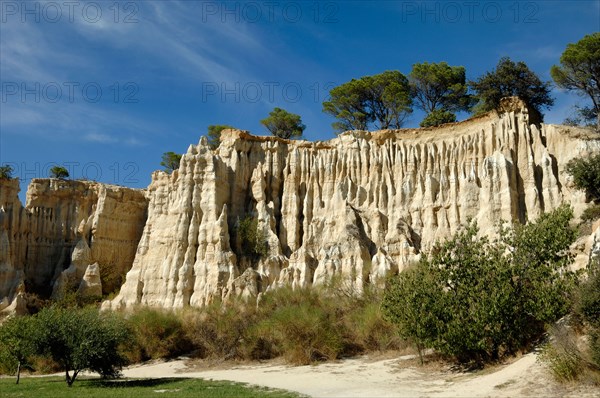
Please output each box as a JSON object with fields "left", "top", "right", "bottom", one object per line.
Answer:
{"left": 122, "top": 352, "right": 598, "bottom": 397}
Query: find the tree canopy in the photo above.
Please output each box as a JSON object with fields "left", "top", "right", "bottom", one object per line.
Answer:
{"left": 551, "top": 32, "right": 600, "bottom": 129}
{"left": 323, "top": 71, "right": 412, "bottom": 132}
{"left": 408, "top": 62, "right": 471, "bottom": 127}
{"left": 566, "top": 153, "right": 600, "bottom": 202}
{"left": 160, "top": 152, "right": 182, "bottom": 173}
{"left": 207, "top": 124, "right": 234, "bottom": 149}
{"left": 470, "top": 57, "right": 554, "bottom": 120}
{"left": 34, "top": 307, "right": 128, "bottom": 386}
{"left": 260, "top": 107, "right": 305, "bottom": 139}
{"left": 49, "top": 166, "right": 69, "bottom": 179}
{"left": 0, "top": 315, "right": 37, "bottom": 384}
{"left": 0, "top": 164, "right": 14, "bottom": 180}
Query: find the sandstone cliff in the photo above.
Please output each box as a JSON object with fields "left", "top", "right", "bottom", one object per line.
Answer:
{"left": 106, "top": 99, "right": 600, "bottom": 310}
{"left": 0, "top": 179, "right": 147, "bottom": 312}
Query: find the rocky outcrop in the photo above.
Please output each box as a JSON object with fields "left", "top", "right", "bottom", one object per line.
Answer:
{"left": 107, "top": 99, "right": 600, "bottom": 310}
{"left": 0, "top": 179, "right": 147, "bottom": 310}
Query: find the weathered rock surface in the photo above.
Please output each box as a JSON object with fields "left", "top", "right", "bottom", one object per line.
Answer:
{"left": 106, "top": 99, "right": 600, "bottom": 310}
{"left": 0, "top": 179, "right": 147, "bottom": 309}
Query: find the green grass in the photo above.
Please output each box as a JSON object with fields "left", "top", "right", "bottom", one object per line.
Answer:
{"left": 0, "top": 377, "right": 305, "bottom": 398}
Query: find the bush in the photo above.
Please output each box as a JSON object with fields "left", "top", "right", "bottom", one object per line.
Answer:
{"left": 540, "top": 325, "right": 584, "bottom": 382}
{"left": 581, "top": 204, "right": 600, "bottom": 223}
{"left": 419, "top": 109, "right": 457, "bottom": 127}
{"left": 566, "top": 154, "right": 600, "bottom": 201}
{"left": 125, "top": 308, "right": 192, "bottom": 362}
{"left": 236, "top": 216, "right": 268, "bottom": 261}
{"left": 383, "top": 205, "right": 577, "bottom": 365}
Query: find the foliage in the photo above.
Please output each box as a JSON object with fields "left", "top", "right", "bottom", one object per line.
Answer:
{"left": 0, "top": 164, "right": 14, "bottom": 180}
{"left": 49, "top": 166, "right": 69, "bottom": 179}
{"left": 579, "top": 258, "right": 600, "bottom": 330}
{"left": 564, "top": 105, "right": 598, "bottom": 128}
{"left": 236, "top": 215, "right": 268, "bottom": 260}
{"left": 382, "top": 205, "right": 577, "bottom": 365}
{"left": 125, "top": 308, "right": 192, "bottom": 362}
{"left": 206, "top": 124, "right": 234, "bottom": 149}
{"left": 565, "top": 153, "right": 600, "bottom": 201}
{"left": 0, "top": 315, "right": 37, "bottom": 384}
{"left": 34, "top": 307, "right": 128, "bottom": 386}
{"left": 419, "top": 109, "right": 457, "bottom": 128}
{"left": 581, "top": 204, "right": 600, "bottom": 223}
{"left": 470, "top": 57, "right": 554, "bottom": 120}
{"left": 551, "top": 32, "right": 600, "bottom": 130}
{"left": 323, "top": 71, "right": 412, "bottom": 132}
{"left": 260, "top": 107, "right": 305, "bottom": 139}
{"left": 160, "top": 152, "right": 182, "bottom": 173}
{"left": 539, "top": 325, "right": 584, "bottom": 382}
{"left": 0, "top": 377, "right": 303, "bottom": 398}
{"left": 408, "top": 61, "right": 472, "bottom": 126}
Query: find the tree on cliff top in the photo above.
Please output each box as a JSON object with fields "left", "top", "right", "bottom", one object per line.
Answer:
{"left": 207, "top": 124, "right": 235, "bottom": 150}
{"left": 160, "top": 152, "right": 182, "bottom": 173}
{"left": 551, "top": 32, "right": 600, "bottom": 130}
{"left": 323, "top": 71, "right": 412, "bottom": 132}
{"left": 260, "top": 107, "right": 305, "bottom": 139}
{"left": 408, "top": 62, "right": 472, "bottom": 127}
{"left": 470, "top": 57, "right": 554, "bottom": 121}
{"left": 0, "top": 164, "right": 14, "bottom": 179}
{"left": 49, "top": 166, "right": 69, "bottom": 179}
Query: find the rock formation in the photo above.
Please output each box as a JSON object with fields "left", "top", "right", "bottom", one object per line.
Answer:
{"left": 0, "top": 179, "right": 147, "bottom": 310}
{"left": 105, "top": 99, "right": 600, "bottom": 310}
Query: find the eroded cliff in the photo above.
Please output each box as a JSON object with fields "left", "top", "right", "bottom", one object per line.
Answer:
{"left": 0, "top": 179, "right": 147, "bottom": 312}
{"left": 106, "top": 100, "right": 600, "bottom": 310}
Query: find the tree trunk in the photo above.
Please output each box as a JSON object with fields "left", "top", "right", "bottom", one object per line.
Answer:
{"left": 16, "top": 362, "right": 20, "bottom": 384}
{"left": 66, "top": 370, "right": 73, "bottom": 387}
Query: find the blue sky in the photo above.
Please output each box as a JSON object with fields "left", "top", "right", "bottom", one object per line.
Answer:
{"left": 1, "top": 0, "right": 599, "bottom": 196}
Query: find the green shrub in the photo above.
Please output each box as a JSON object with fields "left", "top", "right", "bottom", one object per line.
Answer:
{"left": 566, "top": 153, "right": 600, "bottom": 201}
{"left": 581, "top": 204, "right": 600, "bottom": 223}
{"left": 540, "top": 334, "right": 583, "bottom": 382}
{"left": 236, "top": 216, "right": 268, "bottom": 260}
{"left": 126, "top": 308, "right": 192, "bottom": 362}
{"left": 383, "top": 205, "right": 577, "bottom": 365}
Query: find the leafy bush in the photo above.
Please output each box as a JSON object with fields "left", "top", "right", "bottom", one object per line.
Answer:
{"left": 383, "top": 205, "right": 577, "bottom": 365}
{"left": 0, "top": 164, "right": 14, "bottom": 180}
{"left": 581, "top": 204, "right": 600, "bottom": 223}
{"left": 0, "top": 315, "right": 37, "bottom": 383}
{"left": 49, "top": 166, "right": 69, "bottom": 179}
{"left": 419, "top": 109, "right": 457, "bottom": 127}
{"left": 566, "top": 153, "right": 600, "bottom": 201}
{"left": 125, "top": 308, "right": 192, "bottom": 362}
{"left": 236, "top": 216, "right": 268, "bottom": 260}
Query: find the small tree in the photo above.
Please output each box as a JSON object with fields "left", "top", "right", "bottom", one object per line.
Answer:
{"left": 470, "top": 57, "right": 554, "bottom": 120}
{"left": 409, "top": 62, "right": 472, "bottom": 126}
{"left": 419, "top": 109, "right": 457, "bottom": 127}
{"left": 236, "top": 215, "right": 268, "bottom": 260}
{"left": 49, "top": 166, "right": 69, "bottom": 179}
{"left": 0, "top": 164, "right": 14, "bottom": 180}
{"left": 34, "top": 307, "right": 128, "bottom": 387}
{"left": 565, "top": 153, "right": 600, "bottom": 202}
{"left": 207, "top": 124, "right": 234, "bottom": 150}
{"left": 323, "top": 71, "right": 412, "bottom": 132}
{"left": 0, "top": 316, "right": 37, "bottom": 384}
{"left": 551, "top": 32, "right": 600, "bottom": 130}
{"left": 160, "top": 152, "right": 182, "bottom": 173}
{"left": 260, "top": 108, "right": 305, "bottom": 139}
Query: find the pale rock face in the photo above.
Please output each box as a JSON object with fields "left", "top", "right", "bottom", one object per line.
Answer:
{"left": 77, "top": 263, "right": 103, "bottom": 297}
{"left": 0, "top": 179, "right": 147, "bottom": 309}
{"left": 106, "top": 99, "right": 600, "bottom": 310}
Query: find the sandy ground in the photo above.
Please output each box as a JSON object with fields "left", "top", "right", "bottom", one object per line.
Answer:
{"left": 122, "top": 352, "right": 599, "bottom": 397}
